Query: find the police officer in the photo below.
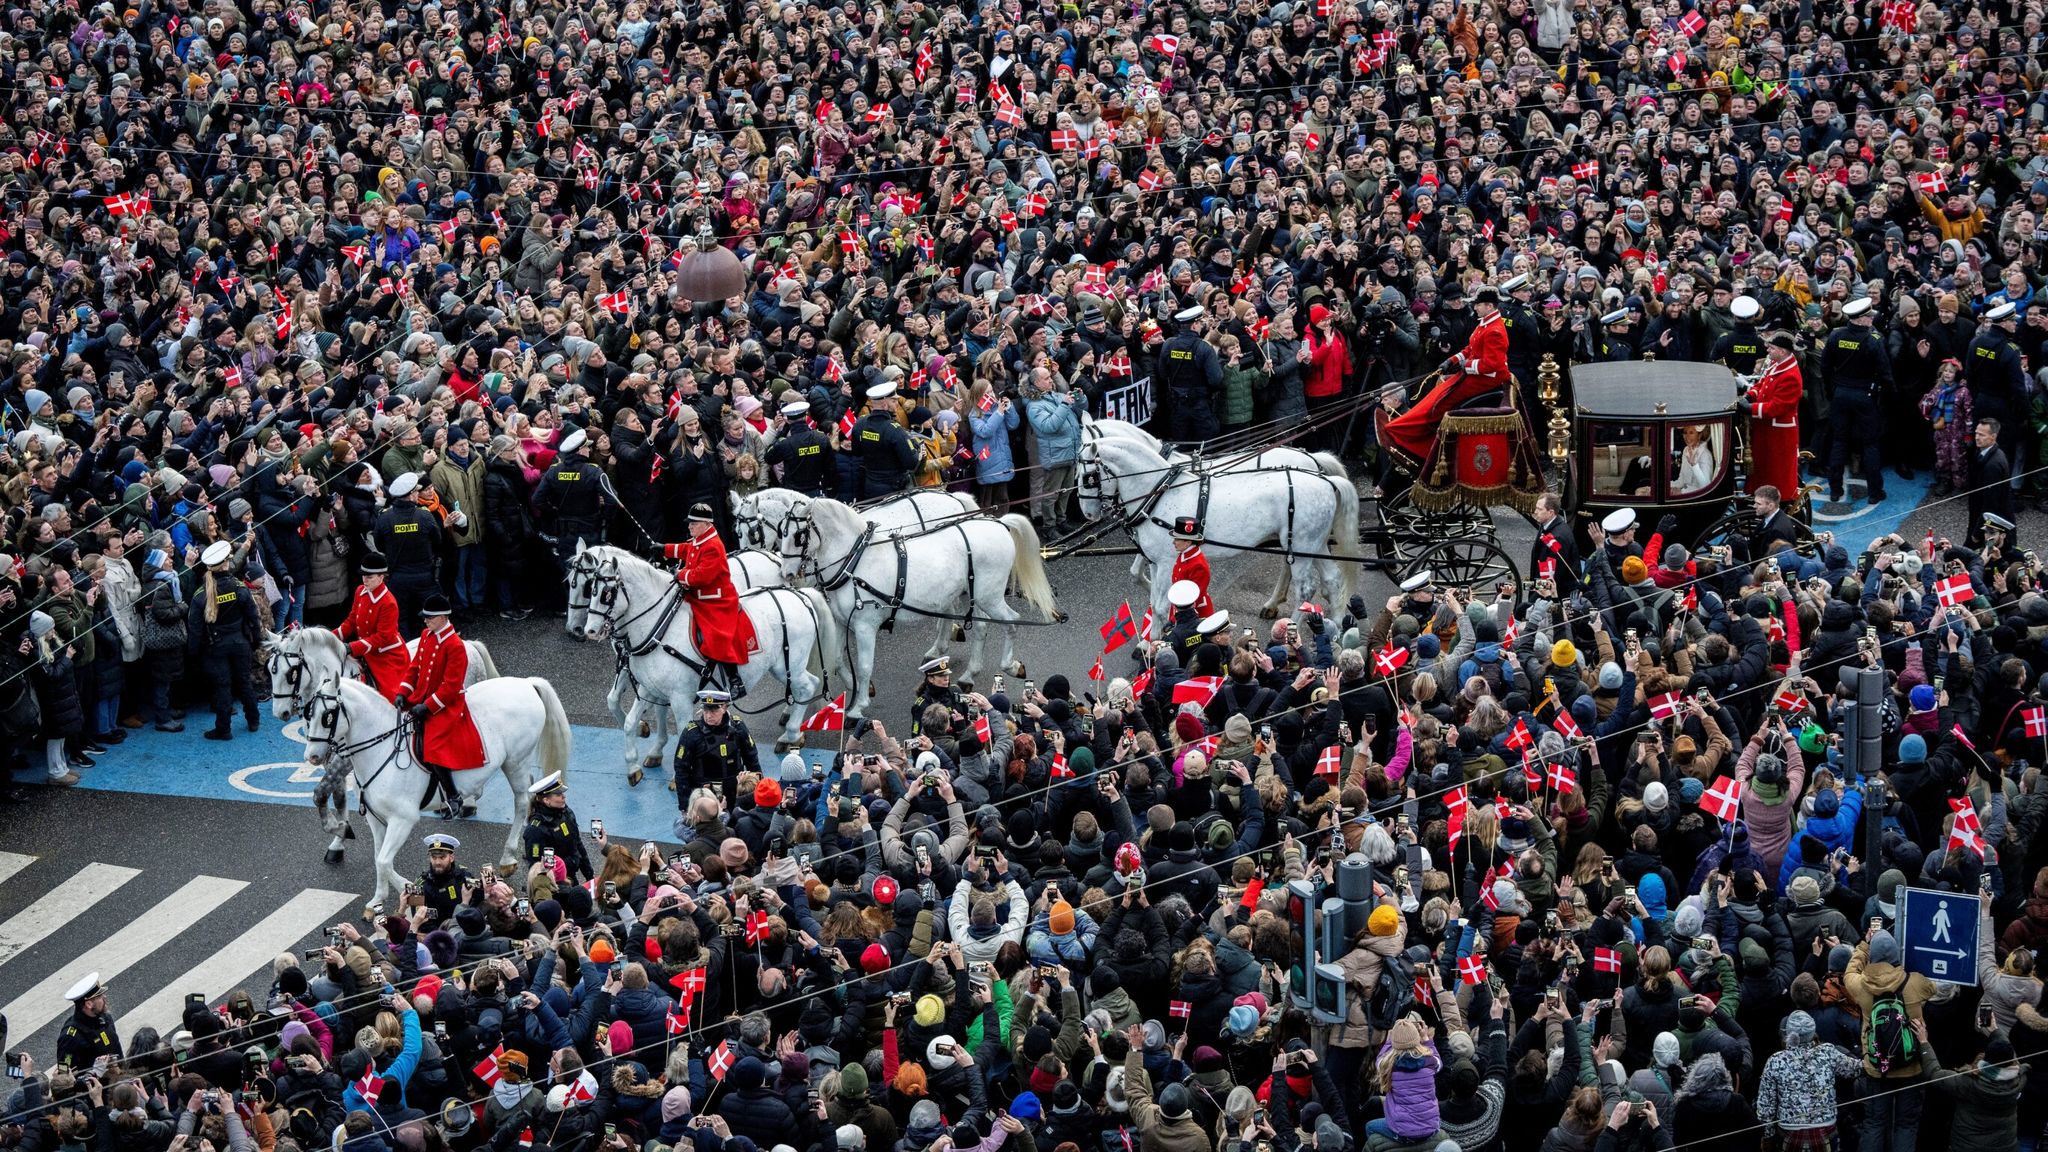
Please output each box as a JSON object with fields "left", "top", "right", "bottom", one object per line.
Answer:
{"left": 1162, "top": 579, "right": 1204, "bottom": 661}
{"left": 56, "top": 973, "right": 119, "bottom": 1069}
{"left": 373, "top": 472, "right": 444, "bottom": 634}
{"left": 1155, "top": 305, "right": 1223, "bottom": 443}
{"left": 533, "top": 428, "right": 613, "bottom": 586}
{"left": 1969, "top": 302, "right": 2027, "bottom": 471}
{"left": 764, "top": 400, "right": 833, "bottom": 496}
{"left": 910, "top": 656, "right": 961, "bottom": 737}
{"left": 853, "top": 383, "right": 919, "bottom": 498}
{"left": 1586, "top": 307, "right": 1637, "bottom": 362}
{"left": 674, "top": 689, "right": 758, "bottom": 809}
{"left": 521, "top": 771, "right": 594, "bottom": 882}
{"left": 413, "top": 832, "right": 475, "bottom": 927}
{"left": 188, "top": 540, "right": 260, "bottom": 742}
{"left": 1710, "top": 295, "right": 1766, "bottom": 374}
{"left": 1822, "top": 297, "right": 1894, "bottom": 505}
{"left": 1188, "top": 609, "right": 1232, "bottom": 677}
{"left": 1500, "top": 272, "right": 1542, "bottom": 410}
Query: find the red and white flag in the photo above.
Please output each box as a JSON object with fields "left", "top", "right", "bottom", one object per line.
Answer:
{"left": 1050, "top": 754, "right": 1074, "bottom": 780}
{"left": 1915, "top": 169, "right": 1948, "bottom": 196}
{"left": 707, "top": 1040, "right": 735, "bottom": 1080}
{"left": 1547, "top": 760, "right": 1577, "bottom": 794}
{"left": 1571, "top": 161, "right": 1599, "bottom": 181}
{"left": 973, "top": 714, "right": 992, "bottom": 744}
{"left": 1772, "top": 686, "right": 1807, "bottom": 713}
{"left": 1172, "top": 676, "right": 1224, "bottom": 706}
{"left": 1373, "top": 643, "right": 1410, "bottom": 677}
{"left": 1051, "top": 129, "right": 1080, "bottom": 151}
{"left": 222, "top": 365, "right": 243, "bottom": 389}
{"left": 1458, "top": 956, "right": 1488, "bottom": 985}
{"left": 1935, "top": 573, "right": 1975, "bottom": 607}
{"left": 1552, "top": 709, "right": 1582, "bottom": 742}
{"left": 2026, "top": 705, "right": 2048, "bottom": 739}
{"left": 1593, "top": 947, "right": 1621, "bottom": 973}
{"left": 599, "top": 289, "right": 632, "bottom": 314}
{"left": 743, "top": 910, "right": 772, "bottom": 945}
{"left": 800, "top": 694, "right": 845, "bottom": 732}
{"left": 1700, "top": 776, "right": 1743, "bottom": 821}
{"left": 473, "top": 1047, "right": 506, "bottom": 1086}
{"left": 1168, "top": 1000, "right": 1192, "bottom": 1018}
{"left": 1948, "top": 796, "right": 1986, "bottom": 857}
{"left": 1647, "top": 692, "right": 1684, "bottom": 721}
{"left": 1676, "top": 9, "right": 1706, "bottom": 36}
{"left": 1315, "top": 746, "right": 1344, "bottom": 777}
{"left": 356, "top": 1074, "right": 385, "bottom": 1106}
{"left": 1503, "top": 717, "right": 1534, "bottom": 751}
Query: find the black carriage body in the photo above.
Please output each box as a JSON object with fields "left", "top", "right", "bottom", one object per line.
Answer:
{"left": 1566, "top": 362, "right": 1746, "bottom": 552}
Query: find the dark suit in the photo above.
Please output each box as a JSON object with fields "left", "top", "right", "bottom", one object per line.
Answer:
{"left": 1530, "top": 514, "right": 1583, "bottom": 594}
{"left": 1967, "top": 443, "right": 2017, "bottom": 549}
{"left": 1745, "top": 509, "right": 1802, "bottom": 563}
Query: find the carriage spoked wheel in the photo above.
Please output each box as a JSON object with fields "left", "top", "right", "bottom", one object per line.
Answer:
{"left": 1691, "top": 507, "right": 1819, "bottom": 557}
{"left": 1402, "top": 538, "right": 1519, "bottom": 593}
{"left": 1372, "top": 489, "right": 1493, "bottom": 566}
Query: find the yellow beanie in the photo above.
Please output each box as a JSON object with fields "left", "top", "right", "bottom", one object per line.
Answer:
{"left": 1621, "top": 556, "right": 1649, "bottom": 583}
{"left": 1368, "top": 905, "right": 1399, "bottom": 936}
{"left": 914, "top": 994, "right": 945, "bottom": 1027}
{"left": 1551, "top": 639, "right": 1577, "bottom": 667}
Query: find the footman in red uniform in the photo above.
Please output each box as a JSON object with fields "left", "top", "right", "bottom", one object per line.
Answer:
{"left": 335, "top": 553, "right": 409, "bottom": 701}
{"left": 1383, "top": 284, "right": 1512, "bottom": 463}
{"left": 662, "top": 503, "right": 759, "bottom": 696}
{"left": 395, "top": 594, "right": 485, "bottom": 817}
{"left": 1747, "top": 332, "right": 1804, "bottom": 501}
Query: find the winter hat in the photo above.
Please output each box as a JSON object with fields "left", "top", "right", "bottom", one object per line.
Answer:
{"left": 1227, "top": 1005, "right": 1259, "bottom": 1037}
{"left": 1643, "top": 781, "right": 1669, "bottom": 813}
{"left": 861, "top": 944, "right": 890, "bottom": 974}
{"left": 780, "top": 752, "right": 808, "bottom": 782}
{"left": 1868, "top": 930, "right": 1900, "bottom": 965}
{"left": 915, "top": 994, "right": 945, "bottom": 1027}
{"left": 1621, "top": 556, "right": 1648, "bottom": 583}
{"left": 1673, "top": 901, "right": 1704, "bottom": 937}
{"left": 588, "top": 938, "right": 617, "bottom": 964}
{"left": 1598, "top": 662, "right": 1624, "bottom": 690}
{"left": 1909, "top": 684, "right": 1936, "bottom": 712}
{"left": 755, "top": 778, "right": 783, "bottom": 808}
{"left": 1828, "top": 944, "right": 1853, "bottom": 973}
{"left": 1233, "top": 991, "right": 1268, "bottom": 1015}
{"left": 926, "top": 1036, "right": 958, "bottom": 1071}
{"left": 1652, "top": 1032, "right": 1681, "bottom": 1068}
{"left": 1416, "top": 633, "right": 1441, "bottom": 659}
{"left": 1783, "top": 1011, "right": 1816, "bottom": 1045}
{"left": 839, "top": 1063, "right": 868, "bottom": 1098}
{"left": 1679, "top": 778, "right": 1705, "bottom": 805}
{"left": 1899, "top": 733, "right": 1927, "bottom": 762}
{"left": 1788, "top": 875, "right": 1821, "bottom": 906}
{"left": 836, "top": 1126, "right": 865, "bottom": 1151}
{"left": 1811, "top": 789, "right": 1840, "bottom": 819}
{"left": 1738, "top": 938, "right": 1769, "bottom": 972}
{"left": 1551, "top": 639, "right": 1577, "bottom": 667}
{"left": 1368, "top": 905, "right": 1399, "bottom": 936}
{"left": 1049, "top": 900, "right": 1076, "bottom": 935}
{"left": 1174, "top": 712, "right": 1206, "bottom": 744}
{"left": 908, "top": 1101, "right": 943, "bottom": 1130}
{"left": 607, "top": 1021, "right": 634, "bottom": 1054}
{"left": 1157, "top": 1084, "right": 1192, "bottom": 1121}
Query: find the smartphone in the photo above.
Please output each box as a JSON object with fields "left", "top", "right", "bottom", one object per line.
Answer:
{"left": 592, "top": 818, "right": 605, "bottom": 838}
{"left": 1980, "top": 873, "right": 1992, "bottom": 894}
{"left": 542, "top": 848, "right": 556, "bottom": 869}
{"left": 1980, "top": 1004, "right": 1996, "bottom": 1030}
{"left": 5, "top": 1052, "right": 22, "bottom": 1079}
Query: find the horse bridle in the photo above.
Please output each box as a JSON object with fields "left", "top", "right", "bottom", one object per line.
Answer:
{"left": 269, "top": 647, "right": 309, "bottom": 705}
{"left": 302, "top": 681, "right": 409, "bottom": 789}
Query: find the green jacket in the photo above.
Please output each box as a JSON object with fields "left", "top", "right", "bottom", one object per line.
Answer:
{"left": 1219, "top": 363, "right": 1266, "bottom": 427}
{"left": 431, "top": 451, "right": 488, "bottom": 547}
{"left": 43, "top": 590, "right": 94, "bottom": 666}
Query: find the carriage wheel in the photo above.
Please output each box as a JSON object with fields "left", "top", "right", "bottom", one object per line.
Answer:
{"left": 1403, "top": 538, "right": 1519, "bottom": 592}
{"left": 1691, "top": 509, "right": 1818, "bottom": 556}
{"left": 1373, "top": 489, "right": 1493, "bottom": 566}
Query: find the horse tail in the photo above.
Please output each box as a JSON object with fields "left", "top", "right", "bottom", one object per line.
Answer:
{"left": 530, "top": 677, "right": 573, "bottom": 781}
{"left": 1001, "top": 515, "right": 1060, "bottom": 619}
{"left": 1312, "top": 452, "right": 1362, "bottom": 604}
{"left": 468, "top": 640, "right": 501, "bottom": 681}
{"left": 800, "top": 587, "right": 843, "bottom": 694}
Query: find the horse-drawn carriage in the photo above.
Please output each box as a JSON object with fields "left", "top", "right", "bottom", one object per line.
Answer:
{"left": 1367, "top": 356, "right": 1806, "bottom": 591}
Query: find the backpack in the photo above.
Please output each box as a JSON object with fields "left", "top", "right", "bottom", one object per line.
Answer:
{"left": 1863, "top": 992, "right": 1919, "bottom": 1073}
{"left": 1364, "top": 946, "right": 1418, "bottom": 1032}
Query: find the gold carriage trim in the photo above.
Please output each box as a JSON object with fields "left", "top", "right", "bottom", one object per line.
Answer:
{"left": 1412, "top": 411, "right": 1546, "bottom": 516}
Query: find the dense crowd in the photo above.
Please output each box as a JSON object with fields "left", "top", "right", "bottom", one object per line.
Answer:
{"left": 0, "top": 0, "right": 2045, "bottom": 1146}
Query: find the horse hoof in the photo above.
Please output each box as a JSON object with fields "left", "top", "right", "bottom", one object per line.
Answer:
{"left": 324, "top": 848, "right": 344, "bottom": 864}
{"left": 1010, "top": 661, "right": 1027, "bottom": 676}
{"left": 642, "top": 756, "right": 662, "bottom": 769}
{"left": 773, "top": 740, "right": 794, "bottom": 754}
{"left": 343, "top": 824, "right": 357, "bottom": 840}
{"left": 637, "top": 721, "right": 652, "bottom": 738}
{"left": 1051, "top": 609, "right": 1069, "bottom": 623}
{"left": 1259, "top": 606, "right": 1280, "bottom": 620}
{"left": 628, "top": 768, "right": 644, "bottom": 788}
{"left": 952, "top": 625, "right": 967, "bottom": 642}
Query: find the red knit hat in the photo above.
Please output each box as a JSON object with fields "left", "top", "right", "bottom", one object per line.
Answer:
{"left": 755, "top": 778, "right": 783, "bottom": 808}
{"left": 861, "top": 943, "right": 891, "bottom": 974}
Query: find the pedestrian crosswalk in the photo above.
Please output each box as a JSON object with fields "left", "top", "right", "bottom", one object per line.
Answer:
{"left": 0, "top": 853, "right": 355, "bottom": 1053}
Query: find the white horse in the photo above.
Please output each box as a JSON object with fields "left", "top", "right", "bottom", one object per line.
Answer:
{"left": 1081, "top": 417, "right": 1332, "bottom": 614}
{"left": 264, "top": 627, "right": 502, "bottom": 863}
{"left": 779, "top": 498, "right": 1056, "bottom": 717}
{"left": 572, "top": 544, "right": 842, "bottom": 752}
{"left": 297, "top": 673, "right": 572, "bottom": 915}
{"left": 567, "top": 547, "right": 787, "bottom": 778}
{"left": 735, "top": 487, "right": 979, "bottom": 659}
{"left": 1077, "top": 434, "right": 1359, "bottom": 626}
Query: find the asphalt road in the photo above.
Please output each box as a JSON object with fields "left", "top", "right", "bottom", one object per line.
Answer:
{"left": 0, "top": 459, "right": 1991, "bottom": 1062}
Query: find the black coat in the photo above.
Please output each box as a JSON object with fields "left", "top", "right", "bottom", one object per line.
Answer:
{"left": 31, "top": 643, "right": 82, "bottom": 738}
{"left": 483, "top": 459, "right": 537, "bottom": 555}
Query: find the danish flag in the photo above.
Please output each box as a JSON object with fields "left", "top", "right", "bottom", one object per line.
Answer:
{"left": 103, "top": 192, "right": 148, "bottom": 216}
{"left": 973, "top": 714, "right": 992, "bottom": 744}
{"left": 222, "top": 365, "right": 243, "bottom": 389}
{"left": 837, "top": 410, "right": 857, "bottom": 439}
{"left": 1954, "top": 723, "right": 1977, "bottom": 751}
{"left": 1458, "top": 956, "right": 1488, "bottom": 985}
{"left": 1547, "top": 760, "right": 1577, "bottom": 794}
{"left": 1102, "top": 602, "right": 1138, "bottom": 650}
{"left": 1023, "top": 191, "right": 1048, "bottom": 216}
{"left": 1880, "top": 0, "right": 1917, "bottom": 28}
{"left": 1139, "top": 606, "right": 1155, "bottom": 641}
{"left": 1050, "top": 754, "right": 1074, "bottom": 780}
{"left": 1051, "top": 129, "right": 1081, "bottom": 151}
{"left": 2026, "top": 705, "right": 2047, "bottom": 739}
{"left": 1593, "top": 947, "right": 1621, "bottom": 973}
{"left": 800, "top": 693, "right": 846, "bottom": 732}
{"left": 914, "top": 40, "right": 934, "bottom": 81}
{"left": 1503, "top": 718, "right": 1534, "bottom": 751}
{"left": 356, "top": 1073, "right": 385, "bottom": 1106}
{"left": 1445, "top": 786, "right": 1467, "bottom": 849}
{"left": 666, "top": 1001, "right": 688, "bottom": 1035}
{"left": 599, "top": 289, "right": 632, "bottom": 314}
{"left": 341, "top": 244, "right": 368, "bottom": 266}
{"left": 569, "top": 1077, "right": 597, "bottom": 1104}
{"left": 1571, "top": 161, "right": 1599, "bottom": 181}
{"left": 669, "top": 966, "right": 708, "bottom": 1002}
{"left": 473, "top": 1047, "right": 506, "bottom": 1086}
{"left": 1168, "top": 999, "right": 1192, "bottom": 1018}
{"left": 1137, "top": 169, "right": 1166, "bottom": 192}
{"left": 1102, "top": 352, "right": 1133, "bottom": 377}
{"left": 439, "top": 219, "right": 457, "bottom": 244}
{"left": 1086, "top": 659, "right": 1104, "bottom": 682}
{"left": 1676, "top": 9, "right": 1705, "bottom": 36}
{"left": 1522, "top": 751, "right": 1543, "bottom": 791}
{"left": 1700, "top": 776, "right": 1743, "bottom": 821}
{"left": 707, "top": 1040, "right": 735, "bottom": 1080}
{"left": 1551, "top": 709, "right": 1582, "bottom": 742}
{"left": 1172, "top": 676, "right": 1224, "bottom": 706}
{"left": 1315, "top": 746, "right": 1344, "bottom": 777}
{"left": 273, "top": 305, "right": 293, "bottom": 340}
{"left": 1772, "top": 686, "right": 1807, "bottom": 713}
{"left": 1373, "top": 643, "right": 1410, "bottom": 677}
{"left": 743, "top": 910, "right": 772, "bottom": 945}
{"left": 994, "top": 102, "right": 1024, "bottom": 128}
{"left": 1935, "top": 573, "right": 1974, "bottom": 607}
{"left": 1948, "top": 796, "right": 1986, "bottom": 857}
{"left": 1647, "top": 692, "right": 1684, "bottom": 721}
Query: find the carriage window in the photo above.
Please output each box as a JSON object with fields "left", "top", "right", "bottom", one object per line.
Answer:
{"left": 1589, "top": 422, "right": 1658, "bottom": 498}
{"left": 1669, "top": 423, "right": 1727, "bottom": 497}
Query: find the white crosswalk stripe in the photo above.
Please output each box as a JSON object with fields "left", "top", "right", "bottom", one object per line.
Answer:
{"left": 0, "top": 862, "right": 142, "bottom": 969}
{"left": 0, "top": 852, "right": 38, "bottom": 887}
{"left": 0, "top": 875, "right": 247, "bottom": 1039}
{"left": 117, "top": 887, "right": 357, "bottom": 1038}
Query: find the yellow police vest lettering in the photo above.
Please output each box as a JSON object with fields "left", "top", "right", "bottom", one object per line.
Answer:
{"left": 1735, "top": 343, "right": 1757, "bottom": 354}
{"left": 718, "top": 743, "right": 728, "bottom": 756}
{"left": 861, "top": 430, "right": 880, "bottom": 442}
{"left": 394, "top": 522, "right": 418, "bottom": 533}
{"left": 215, "top": 591, "right": 238, "bottom": 604}
{"left": 1976, "top": 347, "right": 1997, "bottom": 358}
{"left": 797, "top": 445, "right": 820, "bottom": 457}
{"left": 556, "top": 470, "right": 581, "bottom": 480}
{"left": 1170, "top": 350, "right": 1193, "bottom": 360}
{"left": 1837, "top": 339, "right": 1860, "bottom": 350}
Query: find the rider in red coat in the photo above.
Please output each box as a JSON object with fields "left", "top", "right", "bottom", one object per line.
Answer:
{"left": 1168, "top": 518, "right": 1216, "bottom": 616}
{"left": 1383, "top": 285, "right": 1512, "bottom": 463}
{"left": 396, "top": 595, "right": 486, "bottom": 816}
{"left": 335, "top": 553, "right": 409, "bottom": 701}
{"left": 1747, "top": 332, "right": 1804, "bottom": 501}
{"left": 662, "top": 504, "right": 759, "bottom": 693}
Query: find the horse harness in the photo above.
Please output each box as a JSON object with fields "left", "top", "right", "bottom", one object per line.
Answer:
{"left": 300, "top": 682, "right": 413, "bottom": 810}
{"left": 792, "top": 508, "right": 1017, "bottom": 631}
{"left": 1082, "top": 446, "right": 1330, "bottom": 559}
{"left": 583, "top": 554, "right": 820, "bottom": 711}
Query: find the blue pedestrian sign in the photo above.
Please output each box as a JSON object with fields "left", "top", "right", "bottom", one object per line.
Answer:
{"left": 1898, "top": 887, "right": 1979, "bottom": 985}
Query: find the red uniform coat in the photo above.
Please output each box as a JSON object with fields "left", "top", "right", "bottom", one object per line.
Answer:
{"left": 664, "top": 533, "right": 759, "bottom": 666}
{"left": 1747, "top": 353, "right": 1803, "bottom": 499}
{"left": 397, "top": 624, "right": 486, "bottom": 770}
{"left": 336, "top": 585, "right": 408, "bottom": 701}
{"left": 1383, "top": 312, "right": 1511, "bottom": 461}
{"left": 1169, "top": 545, "right": 1216, "bottom": 616}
